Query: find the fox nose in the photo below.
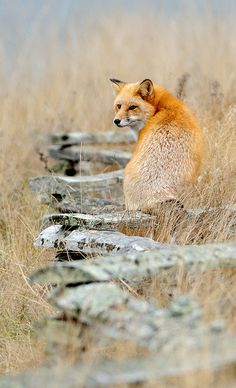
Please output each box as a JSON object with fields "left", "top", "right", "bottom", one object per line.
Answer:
{"left": 114, "top": 119, "right": 121, "bottom": 126}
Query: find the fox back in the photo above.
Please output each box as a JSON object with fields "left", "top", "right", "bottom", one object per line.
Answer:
{"left": 110, "top": 78, "right": 204, "bottom": 212}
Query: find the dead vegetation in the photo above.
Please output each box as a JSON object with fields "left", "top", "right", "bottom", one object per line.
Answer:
{"left": 0, "top": 4, "right": 236, "bottom": 386}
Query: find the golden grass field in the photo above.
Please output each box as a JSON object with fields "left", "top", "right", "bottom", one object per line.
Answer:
{"left": 0, "top": 5, "right": 236, "bottom": 386}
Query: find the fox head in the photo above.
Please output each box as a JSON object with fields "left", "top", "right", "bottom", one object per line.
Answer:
{"left": 110, "top": 79, "right": 156, "bottom": 133}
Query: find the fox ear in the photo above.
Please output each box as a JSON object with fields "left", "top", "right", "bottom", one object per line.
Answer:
{"left": 138, "top": 79, "right": 154, "bottom": 100}
{"left": 110, "top": 78, "right": 126, "bottom": 95}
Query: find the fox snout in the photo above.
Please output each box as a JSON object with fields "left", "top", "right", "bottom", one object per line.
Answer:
{"left": 114, "top": 118, "right": 121, "bottom": 126}
{"left": 113, "top": 118, "right": 131, "bottom": 127}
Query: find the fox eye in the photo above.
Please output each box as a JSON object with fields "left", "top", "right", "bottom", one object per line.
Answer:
{"left": 116, "top": 104, "right": 121, "bottom": 110}
{"left": 129, "top": 105, "right": 137, "bottom": 110}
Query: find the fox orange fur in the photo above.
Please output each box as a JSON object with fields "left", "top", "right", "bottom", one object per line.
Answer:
{"left": 110, "top": 78, "right": 204, "bottom": 212}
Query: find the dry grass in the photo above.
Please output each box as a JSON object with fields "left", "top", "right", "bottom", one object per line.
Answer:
{"left": 0, "top": 4, "right": 236, "bottom": 385}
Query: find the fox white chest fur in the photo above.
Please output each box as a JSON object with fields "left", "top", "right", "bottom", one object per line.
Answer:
{"left": 110, "top": 78, "right": 204, "bottom": 212}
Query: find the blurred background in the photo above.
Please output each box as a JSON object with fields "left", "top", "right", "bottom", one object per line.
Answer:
{"left": 1, "top": 1, "right": 236, "bottom": 82}
{"left": 0, "top": 1, "right": 235, "bottom": 118}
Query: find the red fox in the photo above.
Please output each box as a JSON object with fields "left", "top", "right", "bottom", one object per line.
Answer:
{"left": 110, "top": 78, "right": 204, "bottom": 212}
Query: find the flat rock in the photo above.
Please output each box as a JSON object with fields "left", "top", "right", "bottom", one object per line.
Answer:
{"left": 29, "top": 169, "right": 124, "bottom": 196}
{"left": 31, "top": 241, "right": 236, "bottom": 285}
{"left": 49, "top": 129, "right": 136, "bottom": 145}
{"left": 48, "top": 145, "right": 131, "bottom": 166}
{"left": 35, "top": 225, "right": 167, "bottom": 255}
{"left": 43, "top": 211, "right": 155, "bottom": 230}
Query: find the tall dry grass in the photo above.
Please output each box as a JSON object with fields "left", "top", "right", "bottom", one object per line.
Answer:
{"left": 0, "top": 5, "right": 236, "bottom": 384}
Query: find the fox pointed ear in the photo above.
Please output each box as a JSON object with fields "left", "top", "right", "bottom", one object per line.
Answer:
{"left": 110, "top": 78, "right": 126, "bottom": 95}
{"left": 138, "top": 79, "right": 154, "bottom": 100}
